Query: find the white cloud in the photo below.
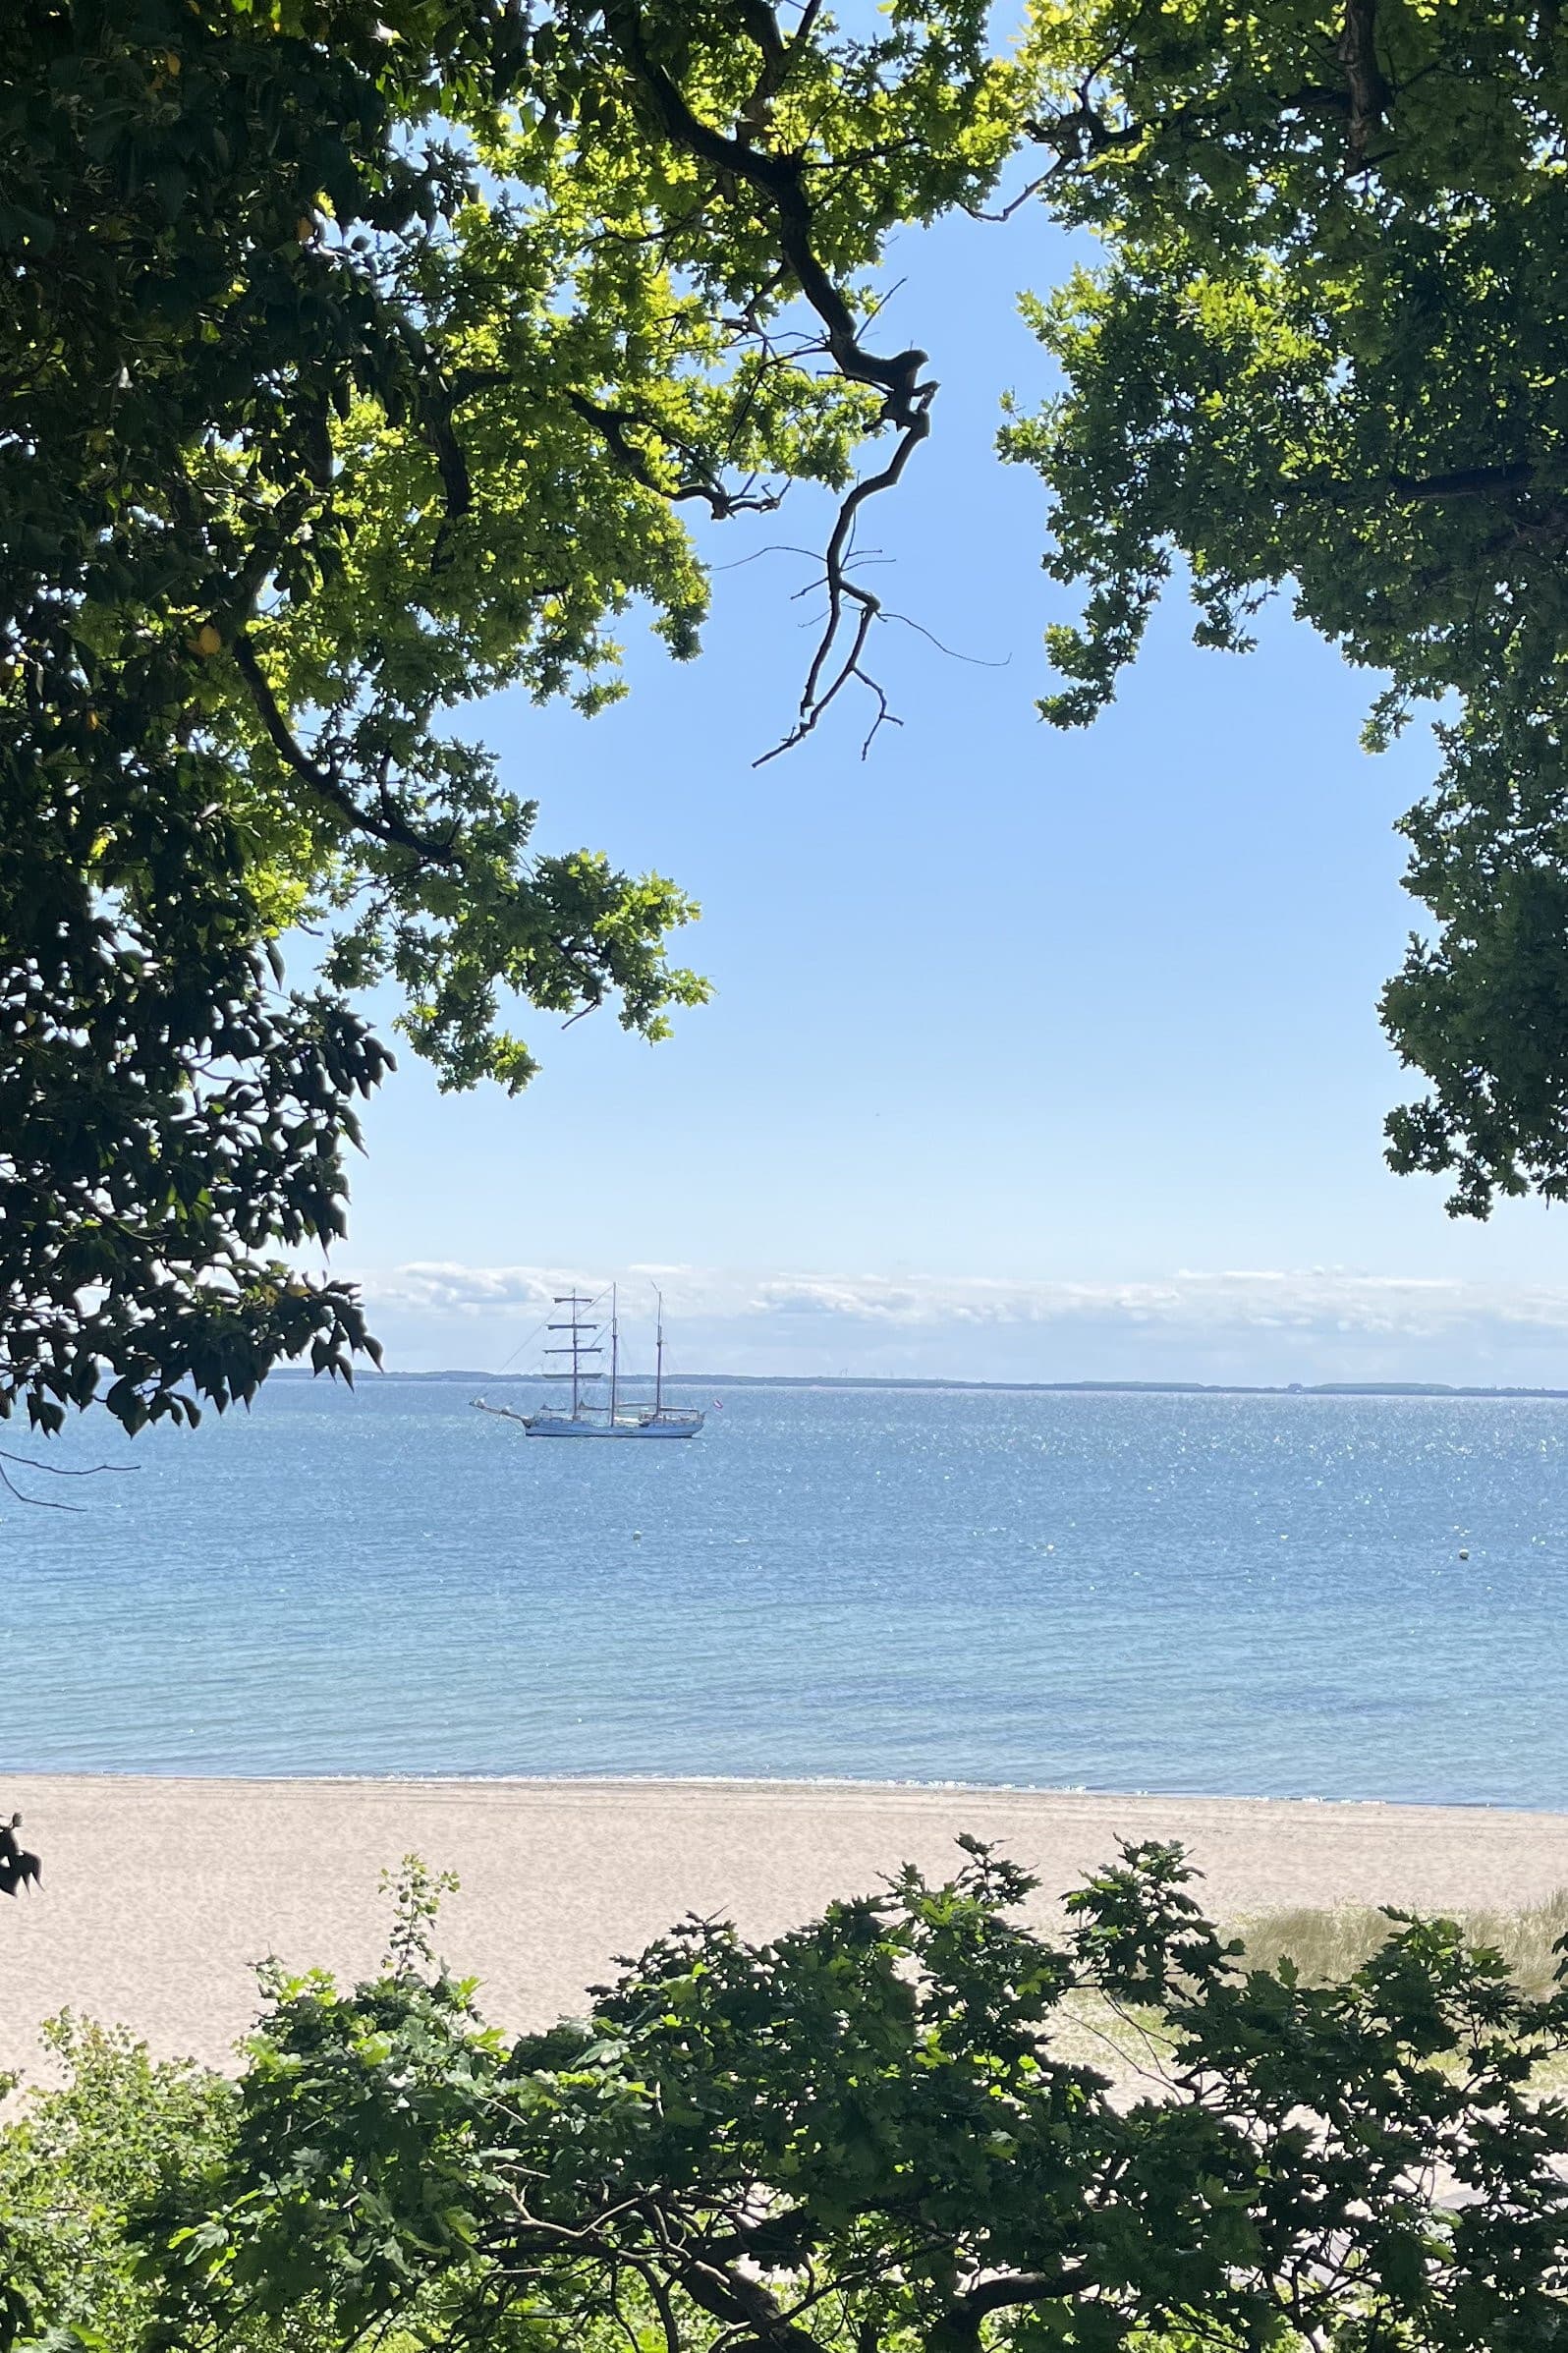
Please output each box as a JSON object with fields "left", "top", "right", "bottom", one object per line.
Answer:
{"left": 369, "top": 1262, "right": 561, "bottom": 1316}
{"left": 344, "top": 1261, "right": 1568, "bottom": 1386}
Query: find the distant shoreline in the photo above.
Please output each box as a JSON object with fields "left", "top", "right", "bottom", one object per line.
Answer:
{"left": 272, "top": 1369, "right": 1568, "bottom": 1400}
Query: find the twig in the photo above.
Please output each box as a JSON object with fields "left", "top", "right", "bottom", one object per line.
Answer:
{"left": 0, "top": 1450, "right": 136, "bottom": 1477}
{"left": 0, "top": 1458, "right": 81, "bottom": 1511}
{"left": 963, "top": 167, "right": 1061, "bottom": 222}
{"left": 0, "top": 1449, "right": 138, "bottom": 1511}
{"left": 883, "top": 609, "right": 1012, "bottom": 667}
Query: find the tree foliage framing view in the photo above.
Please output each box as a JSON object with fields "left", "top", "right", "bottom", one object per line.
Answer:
{"left": 5, "top": 1837, "right": 1568, "bottom": 2350}
{"left": 7, "top": 0, "right": 1568, "bottom": 1444}
{"left": 1, "top": 0, "right": 1025, "bottom": 1438}
{"left": 1005, "top": 0, "right": 1568, "bottom": 1218}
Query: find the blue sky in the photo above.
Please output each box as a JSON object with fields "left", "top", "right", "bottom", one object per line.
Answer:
{"left": 336, "top": 199, "right": 1567, "bottom": 1386}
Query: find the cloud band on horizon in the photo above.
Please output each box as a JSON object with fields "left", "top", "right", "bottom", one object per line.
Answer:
{"left": 338, "top": 1261, "right": 1568, "bottom": 1386}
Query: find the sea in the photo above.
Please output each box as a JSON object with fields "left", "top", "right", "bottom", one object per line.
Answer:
{"left": 6, "top": 1379, "right": 1567, "bottom": 1808}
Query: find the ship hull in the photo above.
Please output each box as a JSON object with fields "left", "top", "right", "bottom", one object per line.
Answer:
{"left": 523, "top": 1414, "right": 703, "bottom": 1439}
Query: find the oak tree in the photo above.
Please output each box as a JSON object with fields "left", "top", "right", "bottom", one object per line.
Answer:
{"left": 1006, "top": 0, "right": 1568, "bottom": 1215}
{"left": 2, "top": 0, "right": 1024, "bottom": 1434}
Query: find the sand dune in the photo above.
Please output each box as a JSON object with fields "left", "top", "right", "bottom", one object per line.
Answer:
{"left": 3, "top": 1774, "right": 1567, "bottom": 2079}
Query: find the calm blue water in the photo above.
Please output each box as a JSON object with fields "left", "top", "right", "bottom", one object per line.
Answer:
{"left": 6, "top": 1381, "right": 1567, "bottom": 1805}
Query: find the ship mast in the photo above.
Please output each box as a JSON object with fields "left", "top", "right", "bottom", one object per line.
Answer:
{"left": 609, "top": 1284, "right": 619, "bottom": 1425}
{"left": 545, "top": 1295, "right": 600, "bottom": 1418}
{"left": 653, "top": 1283, "right": 664, "bottom": 1416}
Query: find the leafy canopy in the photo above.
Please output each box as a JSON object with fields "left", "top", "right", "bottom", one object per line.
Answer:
{"left": 1005, "top": 0, "right": 1568, "bottom": 1215}
{"left": 1, "top": 0, "right": 1026, "bottom": 1437}
{"left": 7, "top": 1839, "right": 1563, "bottom": 2353}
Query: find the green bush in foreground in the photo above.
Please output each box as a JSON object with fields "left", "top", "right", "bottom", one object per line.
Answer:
{"left": 0, "top": 2014, "right": 235, "bottom": 2350}
{"left": 5, "top": 1842, "right": 1568, "bottom": 2353}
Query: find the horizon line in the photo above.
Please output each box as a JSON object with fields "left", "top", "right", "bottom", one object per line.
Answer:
{"left": 272, "top": 1369, "right": 1568, "bottom": 1401}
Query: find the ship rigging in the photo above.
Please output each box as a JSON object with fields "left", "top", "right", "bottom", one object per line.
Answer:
{"left": 472, "top": 1285, "right": 704, "bottom": 1439}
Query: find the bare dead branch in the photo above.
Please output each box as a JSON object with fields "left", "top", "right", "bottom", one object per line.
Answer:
{"left": 582, "top": 1, "right": 954, "bottom": 750}
{"left": 857, "top": 674, "right": 901, "bottom": 759}
{"left": 0, "top": 1450, "right": 136, "bottom": 1477}
{"left": 883, "top": 609, "right": 1012, "bottom": 668}
{"left": 754, "top": 392, "right": 934, "bottom": 762}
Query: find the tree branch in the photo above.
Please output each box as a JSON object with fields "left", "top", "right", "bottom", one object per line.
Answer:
{"left": 232, "top": 635, "right": 463, "bottom": 868}
{"left": 735, "top": 0, "right": 787, "bottom": 102}
{"left": 564, "top": 390, "right": 783, "bottom": 517}
{"left": 606, "top": 2, "right": 928, "bottom": 427}
{"left": 1337, "top": 0, "right": 1392, "bottom": 160}
{"left": 624, "top": 2257, "right": 684, "bottom": 2353}
{"left": 935, "top": 2267, "right": 1084, "bottom": 2349}
{"left": 676, "top": 2255, "right": 823, "bottom": 2353}
{"left": 1285, "top": 460, "right": 1547, "bottom": 506}
{"left": 1023, "top": 79, "right": 1356, "bottom": 176}
{"left": 0, "top": 1445, "right": 137, "bottom": 1507}
{"left": 602, "top": 0, "right": 940, "bottom": 751}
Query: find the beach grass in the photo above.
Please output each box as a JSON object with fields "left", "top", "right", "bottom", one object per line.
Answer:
{"left": 1234, "top": 1888, "right": 1568, "bottom": 1995}
{"left": 1042, "top": 1894, "right": 1568, "bottom": 2090}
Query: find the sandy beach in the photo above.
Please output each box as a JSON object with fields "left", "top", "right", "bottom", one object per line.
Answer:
{"left": 3, "top": 1774, "right": 1567, "bottom": 2079}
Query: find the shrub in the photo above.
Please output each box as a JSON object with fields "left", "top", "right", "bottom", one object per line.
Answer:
{"left": 137, "top": 1840, "right": 1568, "bottom": 2353}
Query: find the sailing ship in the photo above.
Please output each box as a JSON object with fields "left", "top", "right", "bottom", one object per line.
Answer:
{"left": 472, "top": 1286, "right": 704, "bottom": 1440}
